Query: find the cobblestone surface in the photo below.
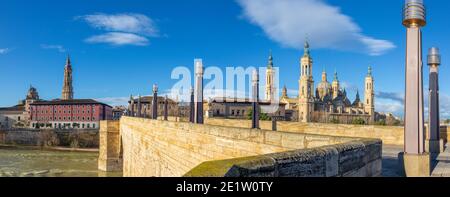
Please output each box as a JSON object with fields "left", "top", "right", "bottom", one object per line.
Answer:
{"left": 432, "top": 145, "right": 450, "bottom": 177}
{"left": 382, "top": 144, "right": 450, "bottom": 177}
{"left": 382, "top": 145, "right": 403, "bottom": 177}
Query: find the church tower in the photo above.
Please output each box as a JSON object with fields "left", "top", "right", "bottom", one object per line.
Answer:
{"left": 332, "top": 71, "right": 340, "bottom": 99}
{"left": 298, "top": 41, "right": 314, "bottom": 123}
{"left": 62, "top": 55, "right": 74, "bottom": 100}
{"left": 265, "top": 51, "right": 275, "bottom": 101}
{"left": 281, "top": 85, "right": 288, "bottom": 99}
{"left": 364, "top": 66, "right": 375, "bottom": 121}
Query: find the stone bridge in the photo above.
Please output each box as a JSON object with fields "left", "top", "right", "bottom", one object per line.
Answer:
{"left": 98, "top": 117, "right": 450, "bottom": 177}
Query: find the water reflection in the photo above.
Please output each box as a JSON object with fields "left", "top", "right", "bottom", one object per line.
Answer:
{"left": 0, "top": 146, "right": 122, "bottom": 177}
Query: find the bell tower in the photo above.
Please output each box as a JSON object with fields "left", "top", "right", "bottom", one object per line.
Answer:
{"left": 298, "top": 40, "right": 314, "bottom": 122}
{"left": 364, "top": 66, "right": 375, "bottom": 122}
{"left": 62, "top": 55, "right": 74, "bottom": 100}
{"left": 332, "top": 71, "right": 340, "bottom": 99}
{"left": 265, "top": 51, "right": 275, "bottom": 101}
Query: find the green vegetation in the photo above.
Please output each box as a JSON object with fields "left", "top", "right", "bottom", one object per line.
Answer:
{"left": 247, "top": 108, "right": 271, "bottom": 121}
{"left": 329, "top": 118, "right": 340, "bottom": 124}
{"left": 374, "top": 120, "right": 386, "bottom": 126}
{"left": 352, "top": 118, "right": 366, "bottom": 125}
{"left": 391, "top": 119, "right": 402, "bottom": 126}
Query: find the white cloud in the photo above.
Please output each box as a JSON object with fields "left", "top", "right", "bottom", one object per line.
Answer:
{"left": 340, "top": 81, "right": 358, "bottom": 92}
{"left": 41, "top": 44, "right": 66, "bottom": 53}
{"left": 96, "top": 97, "right": 129, "bottom": 107}
{"left": 80, "top": 13, "right": 158, "bottom": 36}
{"left": 85, "top": 32, "right": 149, "bottom": 46}
{"left": 376, "top": 99, "right": 404, "bottom": 118}
{"left": 376, "top": 91, "right": 404, "bottom": 103}
{"left": 237, "top": 0, "right": 396, "bottom": 56}
{"left": 286, "top": 88, "right": 299, "bottom": 98}
{"left": 78, "top": 13, "right": 159, "bottom": 46}
{"left": 0, "top": 48, "right": 10, "bottom": 54}
{"left": 439, "top": 94, "right": 450, "bottom": 120}
{"left": 375, "top": 91, "right": 450, "bottom": 120}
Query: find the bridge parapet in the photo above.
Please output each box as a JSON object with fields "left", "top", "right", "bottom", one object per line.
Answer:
{"left": 98, "top": 120, "right": 122, "bottom": 172}
{"left": 99, "top": 117, "right": 385, "bottom": 177}
{"left": 185, "top": 139, "right": 382, "bottom": 177}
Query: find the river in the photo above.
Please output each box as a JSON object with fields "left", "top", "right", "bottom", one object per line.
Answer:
{"left": 0, "top": 146, "right": 122, "bottom": 177}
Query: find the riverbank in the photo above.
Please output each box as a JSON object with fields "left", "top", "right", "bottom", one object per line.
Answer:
{"left": 0, "top": 129, "right": 99, "bottom": 148}
{"left": 0, "top": 144, "right": 99, "bottom": 153}
{"left": 0, "top": 146, "right": 121, "bottom": 177}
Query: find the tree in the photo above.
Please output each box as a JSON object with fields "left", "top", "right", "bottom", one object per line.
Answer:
{"left": 352, "top": 118, "right": 366, "bottom": 125}
{"left": 329, "top": 118, "right": 340, "bottom": 124}
{"left": 374, "top": 120, "right": 386, "bottom": 126}
{"left": 247, "top": 107, "right": 271, "bottom": 121}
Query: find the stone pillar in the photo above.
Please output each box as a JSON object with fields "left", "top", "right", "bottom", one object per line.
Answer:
{"left": 152, "top": 84, "right": 158, "bottom": 120}
{"left": 194, "top": 59, "right": 204, "bottom": 124}
{"left": 142, "top": 106, "right": 147, "bottom": 118}
{"left": 98, "top": 120, "right": 122, "bottom": 172}
{"left": 137, "top": 95, "right": 142, "bottom": 117}
{"left": 129, "top": 95, "right": 135, "bottom": 117}
{"left": 272, "top": 116, "right": 277, "bottom": 131}
{"left": 190, "top": 87, "right": 195, "bottom": 123}
{"left": 252, "top": 69, "right": 260, "bottom": 129}
{"left": 399, "top": 0, "right": 430, "bottom": 177}
{"left": 426, "top": 47, "right": 444, "bottom": 154}
{"left": 164, "top": 95, "right": 168, "bottom": 121}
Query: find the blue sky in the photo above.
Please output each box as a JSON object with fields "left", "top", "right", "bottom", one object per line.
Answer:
{"left": 0, "top": 0, "right": 449, "bottom": 119}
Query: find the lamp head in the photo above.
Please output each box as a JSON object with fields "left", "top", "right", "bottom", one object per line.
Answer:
{"left": 428, "top": 47, "right": 441, "bottom": 66}
{"left": 403, "top": 0, "right": 426, "bottom": 27}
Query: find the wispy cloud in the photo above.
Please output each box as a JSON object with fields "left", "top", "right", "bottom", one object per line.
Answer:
{"left": 375, "top": 100, "right": 404, "bottom": 118}
{"left": 85, "top": 32, "right": 149, "bottom": 46}
{"left": 78, "top": 13, "right": 159, "bottom": 46}
{"left": 438, "top": 94, "right": 450, "bottom": 119}
{"left": 80, "top": 13, "right": 158, "bottom": 36}
{"left": 236, "top": 0, "right": 395, "bottom": 56}
{"left": 375, "top": 91, "right": 404, "bottom": 117}
{"left": 340, "top": 81, "right": 358, "bottom": 92}
{"left": 376, "top": 91, "right": 404, "bottom": 103}
{"left": 375, "top": 91, "right": 450, "bottom": 119}
{"left": 0, "top": 48, "right": 10, "bottom": 54}
{"left": 96, "top": 97, "right": 129, "bottom": 107}
{"left": 41, "top": 44, "right": 66, "bottom": 53}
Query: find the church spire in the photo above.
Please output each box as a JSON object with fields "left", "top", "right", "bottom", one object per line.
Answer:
{"left": 62, "top": 55, "right": 74, "bottom": 100}
{"left": 303, "top": 39, "right": 310, "bottom": 57}
{"left": 267, "top": 50, "right": 273, "bottom": 69}
{"left": 367, "top": 66, "right": 372, "bottom": 76}
{"left": 333, "top": 70, "right": 339, "bottom": 82}
{"left": 321, "top": 69, "right": 327, "bottom": 82}
{"left": 66, "top": 54, "right": 71, "bottom": 66}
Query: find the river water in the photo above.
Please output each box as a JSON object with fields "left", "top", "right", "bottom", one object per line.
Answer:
{"left": 0, "top": 146, "right": 122, "bottom": 177}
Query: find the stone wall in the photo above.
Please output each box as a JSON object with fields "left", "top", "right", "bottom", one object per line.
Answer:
{"left": 205, "top": 118, "right": 404, "bottom": 145}
{"left": 116, "top": 116, "right": 381, "bottom": 177}
{"left": 204, "top": 119, "right": 450, "bottom": 146}
{"left": 98, "top": 121, "right": 122, "bottom": 171}
{"left": 0, "top": 129, "right": 99, "bottom": 148}
{"left": 185, "top": 139, "right": 382, "bottom": 177}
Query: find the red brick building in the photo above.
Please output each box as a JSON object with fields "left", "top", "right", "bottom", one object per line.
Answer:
{"left": 25, "top": 56, "right": 114, "bottom": 129}
{"left": 29, "top": 99, "right": 112, "bottom": 129}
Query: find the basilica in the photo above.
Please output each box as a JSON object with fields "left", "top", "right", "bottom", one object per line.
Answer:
{"left": 206, "top": 41, "right": 393, "bottom": 125}
{"left": 273, "top": 41, "right": 377, "bottom": 124}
